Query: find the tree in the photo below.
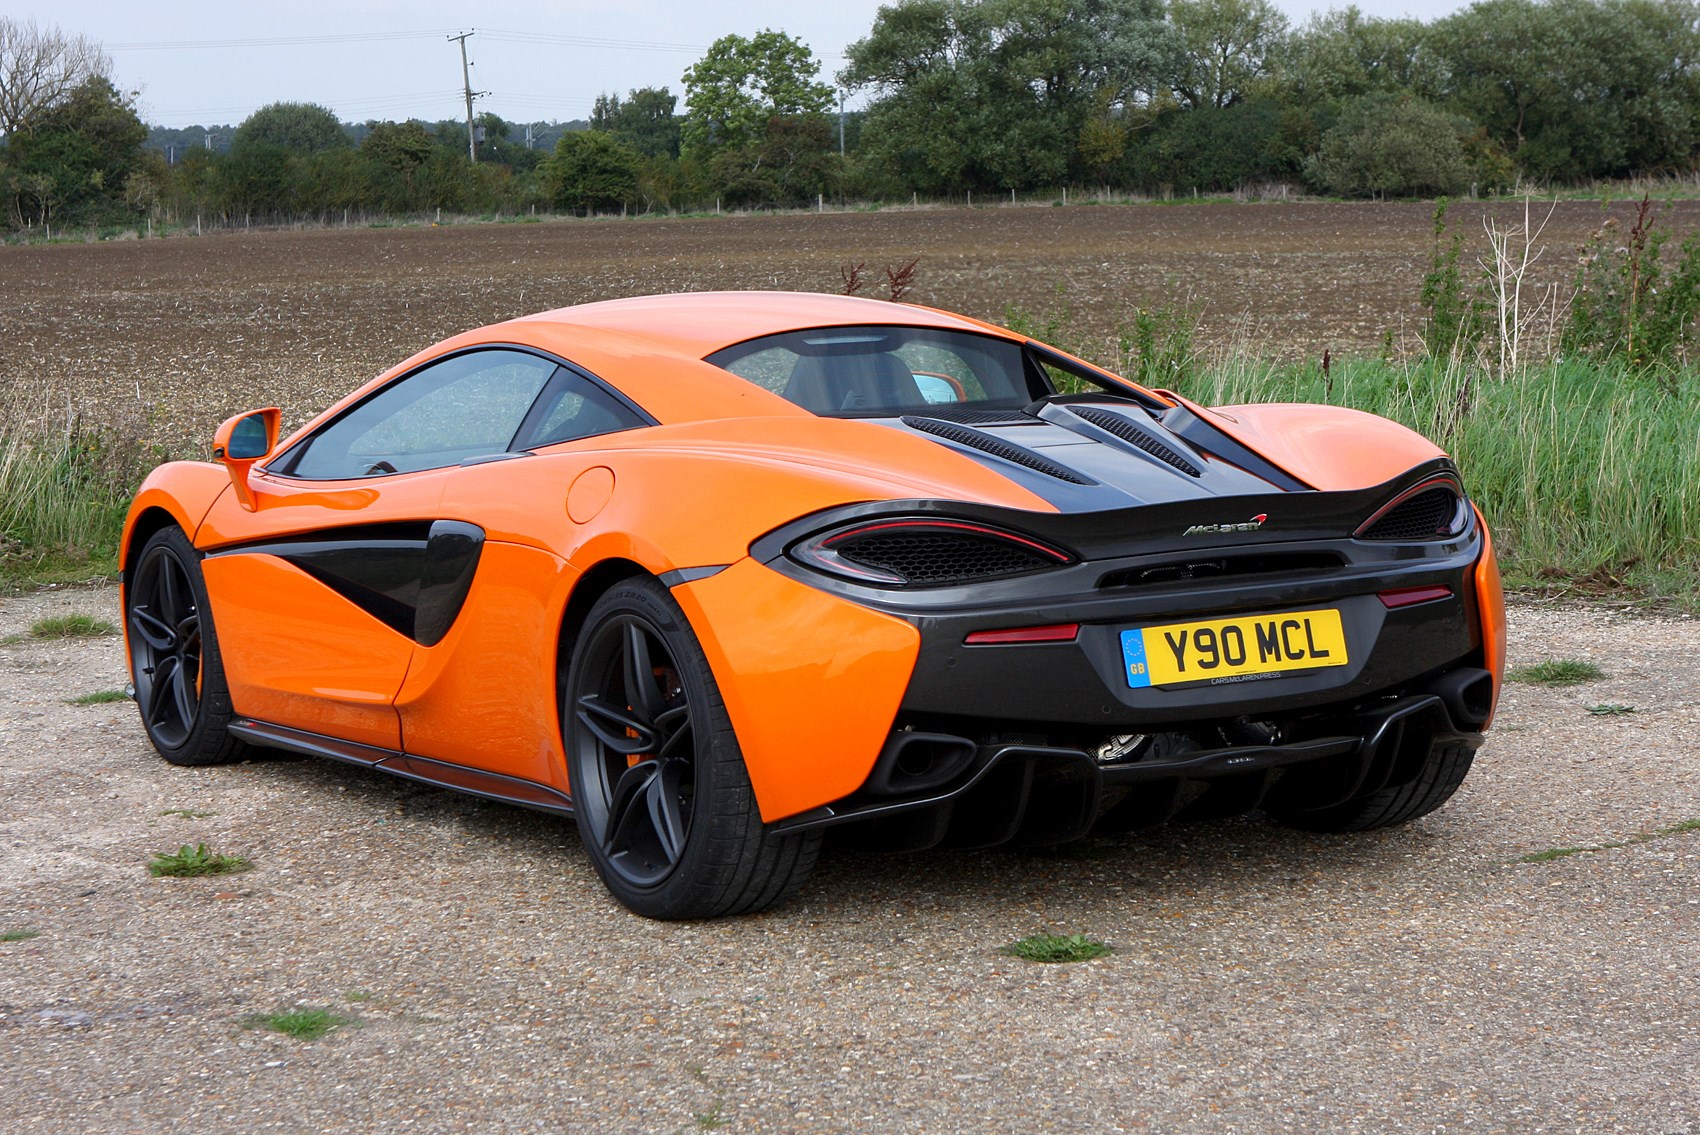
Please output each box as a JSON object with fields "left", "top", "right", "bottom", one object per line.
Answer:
{"left": 1277, "top": 7, "right": 1438, "bottom": 109}
{"left": 592, "top": 86, "right": 682, "bottom": 159}
{"left": 0, "top": 17, "right": 108, "bottom": 138}
{"left": 842, "top": 0, "right": 1180, "bottom": 192}
{"left": 233, "top": 102, "right": 349, "bottom": 154}
{"left": 2, "top": 75, "right": 146, "bottom": 227}
{"left": 681, "top": 30, "right": 834, "bottom": 154}
{"left": 545, "top": 130, "right": 641, "bottom": 213}
{"left": 1306, "top": 94, "right": 1470, "bottom": 198}
{"left": 1167, "top": 0, "right": 1289, "bottom": 110}
{"left": 1430, "top": 0, "right": 1700, "bottom": 182}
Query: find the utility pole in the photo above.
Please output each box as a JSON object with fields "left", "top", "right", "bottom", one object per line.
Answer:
{"left": 449, "top": 31, "right": 482, "bottom": 162}
{"left": 837, "top": 90, "right": 846, "bottom": 157}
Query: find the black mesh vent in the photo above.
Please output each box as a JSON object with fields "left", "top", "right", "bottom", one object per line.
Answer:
{"left": 1067, "top": 406, "right": 1203, "bottom": 476}
{"left": 911, "top": 406, "right": 1037, "bottom": 426}
{"left": 901, "top": 416, "right": 1093, "bottom": 484}
{"left": 1360, "top": 487, "right": 1461, "bottom": 541}
{"left": 1099, "top": 551, "right": 1346, "bottom": 590}
{"left": 835, "top": 530, "right": 1061, "bottom": 585}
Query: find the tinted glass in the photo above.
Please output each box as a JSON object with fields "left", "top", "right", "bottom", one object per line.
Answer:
{"left": 706, "top": 326, "right": 1048, "bottom": 417}
{"left": 283, "top": 350, "right": 555, "bottom": 479}
{"left": 514, "top": 371, "right": 646, "bottom": 450}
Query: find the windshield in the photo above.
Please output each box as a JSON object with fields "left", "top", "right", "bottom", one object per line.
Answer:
{"left": 706, "top": 325, "right": 1055, "bottom": 417}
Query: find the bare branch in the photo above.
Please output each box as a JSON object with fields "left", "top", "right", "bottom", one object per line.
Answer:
{"left": 0, "top": 17, "right": 110, "bottom": 138}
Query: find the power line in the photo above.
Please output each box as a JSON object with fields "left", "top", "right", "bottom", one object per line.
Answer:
{"left": 108, "top": 30, "right": 461, "bottom": 51}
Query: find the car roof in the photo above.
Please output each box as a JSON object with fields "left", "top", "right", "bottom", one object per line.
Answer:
{"left": 509, "top": 291, "right": 1015, "bottom": 359}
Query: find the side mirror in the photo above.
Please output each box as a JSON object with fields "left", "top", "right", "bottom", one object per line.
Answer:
{"left": 212, "top": 408, "right": 281, "bottom": 511}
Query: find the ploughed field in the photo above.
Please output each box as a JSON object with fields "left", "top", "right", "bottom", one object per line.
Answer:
{"left": 6, "top": 197, "right": 1694, "bottom": 449}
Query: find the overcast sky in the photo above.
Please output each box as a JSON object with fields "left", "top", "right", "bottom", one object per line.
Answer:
{"left": 6, "top": 1, "right": 1472, "bottom": 129}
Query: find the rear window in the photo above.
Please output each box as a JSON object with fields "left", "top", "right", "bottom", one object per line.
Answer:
{"left": 706, "top": 326, "right": 1051, "bottom": 417}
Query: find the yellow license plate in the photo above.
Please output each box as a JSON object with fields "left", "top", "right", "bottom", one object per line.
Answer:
{"left": 1120, "top": 609, "right": 1348, "bottom": 689}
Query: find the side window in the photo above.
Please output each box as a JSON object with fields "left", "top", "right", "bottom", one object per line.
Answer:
{"left": 513, "top": 370, "right": 646, "bottom": 450}
{"left": 281, "top": 350, "right": 556, "bottom": 479}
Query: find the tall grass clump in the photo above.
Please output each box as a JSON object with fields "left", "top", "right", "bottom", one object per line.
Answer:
{"left": 0, "top": 394, "right": 140, "bottom": 588}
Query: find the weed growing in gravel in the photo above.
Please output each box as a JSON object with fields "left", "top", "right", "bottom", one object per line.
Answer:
{"left": 1587, "top": 703, "right": 1637, "bottom": 715}
{"left": 148, "top": 844, "right": 251, "bottom": 877}
{"left": 695, "top": 1101, "right": 730, "bottom": 1130}
{"left": 159, "top": 809, "right": 216, "bottom": 819}
{"left": 1508, "top": 660, "right": 1605, "bottom": 685}
{"left": 29, "top": 614, "right": 117, "bottom": 639}
{"left": 1, "top": 929, "right": 41, "bottom": 943}
{"left": 66, "top": 688, "right": 127, "bottom": 706}
{"left": 1002, "top": 933, "right": 1113, "bottom": 963}
{"left": 1520, "top": 816, "right": 1700, "bottom": 863}
{"left": 246, "top": 1008, "right": 348, "bottom": 1040}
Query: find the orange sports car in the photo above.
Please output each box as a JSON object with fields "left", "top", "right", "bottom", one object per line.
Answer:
{"left": 122, "top": 292, "right": 1504, "bottom": 919}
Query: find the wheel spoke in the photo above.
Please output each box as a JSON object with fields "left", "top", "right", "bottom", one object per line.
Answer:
{"left": 654, "top": 704, "right": 693, "bottom": 760}
{"left": 575, "top": 694, "right": 656, "bottom": 755}
{"left": 145, "top": 655, "right": 179, "bottom": 726}
{"left": 603, "top": 760, "right": 660, "bottom": 856}
{"left": 622, "top": 621, "right": 662, "bottom": 721}
{"left": 129, "top": 607, "right": 176, "bottom": 652}
{"left": 646, "top": 758, "right": 689, "bottom": 864}
{"left": 159, "top": 560, "right": 184, "bottom": 622}
{"left": 169, "top": 656, "right": 198, "bottom": 728}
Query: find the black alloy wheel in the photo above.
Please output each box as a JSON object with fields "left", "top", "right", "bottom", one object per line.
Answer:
{"left": 564, "top": 577, "right": 820, "bottom": 920}
{"left": 126, "top": 526, "right": 246, "bottom": 765}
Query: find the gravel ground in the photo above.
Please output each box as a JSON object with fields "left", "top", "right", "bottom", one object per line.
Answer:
{"left": 1, "top": 584, "right": 1697, "bottom": 1134}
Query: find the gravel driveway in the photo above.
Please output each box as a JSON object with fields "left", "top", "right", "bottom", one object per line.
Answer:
{"left": 2, "top": 583, "right": 1696, "bottom": 1134}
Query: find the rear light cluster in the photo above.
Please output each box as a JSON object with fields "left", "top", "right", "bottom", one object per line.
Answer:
{"left": 1356, "top": 479, "right": 1471, "bottom": 541}
{"left": 790, "top": 518, "right": 1075, "bottom": 587}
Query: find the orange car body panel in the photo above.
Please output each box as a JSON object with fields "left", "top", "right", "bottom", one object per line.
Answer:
{"left": 395, "top": 541, "right": 578, "bottom": 788}
{"left": 199, "top": 552, "right": 409, "bottom": 749}
{"left": 673, "top": 559, "right": 922, "bottom": 821}
{"left": 1472, "top": 508, "right": 1507, "bottom": 725}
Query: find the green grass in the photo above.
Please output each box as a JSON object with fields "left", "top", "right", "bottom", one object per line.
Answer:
{"left": 147, "top": 844, "right": 252, "bottom": 878}
{"left": 1001, "top": 932, "right": 1113, "bottom": 963}
{"left": 1587, "top": 703, "right": 1637, "bottom": 715}
{"left": 66, "top": 688, "right": 127, "bottom": 706}
{"left": 159, "top": 808, "right": 216, "bottom": 819}
{"left": 0, "top": 419, "right": 133, "bottom": 590}
{"left": 28, "top": 614, "right": 117, "bottom": 639}
{"left": 1, "top": 929, "right": 41, "bottom": 943}
{"left": 1520, "top": 816, "right": 1700, "bottom": 863}
{"left": 245, "top": 1008, "right": 348, "bottom": 1040}
{"left": 1167, "top": 354, "right": 1700, "bottom": 605}
{"left": 1508, "top": 659, "right": 1606, "bottom": 686}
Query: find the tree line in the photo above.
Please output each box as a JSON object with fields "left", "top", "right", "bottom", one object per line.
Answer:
{"left": 5, "top": 0, "right": 1700, "bottom": 233}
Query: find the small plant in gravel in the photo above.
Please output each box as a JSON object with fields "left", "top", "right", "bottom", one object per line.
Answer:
{"left": 1001, "top": 932, "right": 1113, "bottom": 963}
{"left": 1587, "top": 703, "right": 1636, "bottom": 716}
{"left": 28, "top": 614, "right": 117, "bottom": 639}
{"left": 246, "top": 1008, "right": 348, "bottom": 1041}
{"left": 66, "top": 688, "right": 127, "bottom": 706}
{"left": 1, "top": 929, "right": 41, "bottom": 943}
{"left": 148, "top": 844, "right": 251, "bottom": 877}
{"left": 1520, "top": 816, "right": 1700, "bottom": 863}
{"left": 159, "top": 808, "right": 216, "bottom": 819}
{"left": 695, "top": 1101, "right": 730, "bottom": 1130}
{"left": 1508, "top": 659, "right": 1604, "bottom": 686}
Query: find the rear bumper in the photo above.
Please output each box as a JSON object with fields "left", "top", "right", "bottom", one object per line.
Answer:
{"left": 771, "top": 683, "right": 1486, "bottom": 849}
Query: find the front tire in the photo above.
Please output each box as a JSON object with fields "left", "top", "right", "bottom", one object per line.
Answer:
{"left": 564, "top": 577, "right": 820, "bottom": 919}
{"left": 126, "top": 526, "right": 247, "bottom": 766}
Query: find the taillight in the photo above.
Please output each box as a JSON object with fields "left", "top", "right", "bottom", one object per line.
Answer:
{"left": 789, "top": 518, "right": 1075, "bottom": 588}
{"left": 1356, "top": 478, "right": 1471, "bottom": 541}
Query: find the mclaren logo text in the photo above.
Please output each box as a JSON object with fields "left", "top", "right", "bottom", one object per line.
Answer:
{"left": 1183, "top": 513, "right": 1268, "bottom": 537}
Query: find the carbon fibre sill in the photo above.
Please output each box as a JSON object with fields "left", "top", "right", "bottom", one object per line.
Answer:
{"left": 227, "top": 718, "right": 575, "bottom": 818}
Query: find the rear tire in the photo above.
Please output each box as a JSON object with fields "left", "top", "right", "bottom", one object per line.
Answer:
{"left": 126, "top": 526, "right": 248, "bottom": 766}
{"left": 1272, "top": 741, "right": 1475, "bottom": 833}
{"left": 564, "top": 577, "right": 820, "bottom": 919}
